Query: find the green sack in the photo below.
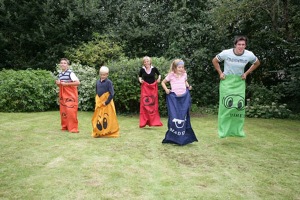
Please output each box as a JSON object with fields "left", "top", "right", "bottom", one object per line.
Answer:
{"left": 218, "top": 75, "right": 246, "bottom": 138}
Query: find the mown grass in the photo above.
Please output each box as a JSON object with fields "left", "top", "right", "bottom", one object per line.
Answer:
{"left": 0, "top": 111, "right": 299, "bottom": 200}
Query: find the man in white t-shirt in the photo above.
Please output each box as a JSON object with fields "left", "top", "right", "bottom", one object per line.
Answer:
{"left": 212, "top": 36, "right": 260, "bottom": 80}
{"left": 212, "top": 36, "right": 261, "bottom": 138}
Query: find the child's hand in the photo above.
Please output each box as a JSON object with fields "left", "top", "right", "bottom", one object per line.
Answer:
{"left": 165, "top": 89, "right": 171, "bottom": 94}
{"left": 188, "top": 86, "right": 192, "bottom": 90}
{"left": 55, "top": 80, "right": 61, "bottom": 85}
{"left": 61, "top": 81, "right": 67, "bottom": 86}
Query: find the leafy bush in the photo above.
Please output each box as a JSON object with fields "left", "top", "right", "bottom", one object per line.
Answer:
{"left": 65, "top": 33, "right": 124, "bottom": 68}
{"left": 246, "top": 83, "right": 284, "bottom": 105}
{"left": 245, "top": 98, "right": 291, "bottom": 119}
{"left": 108, "top": 57, "right": 170, "bottom": 115}
{"left": 0, "top": 69, "right": 57, "bottom": 112}
{"left": 244, "top": 83, "right": 292, "bottom": 118}
{"left": 54, "top": 63, "right": 97, "bottom": 111}
{"left": 71, "top": 64, "right": 98, "bottom": 111}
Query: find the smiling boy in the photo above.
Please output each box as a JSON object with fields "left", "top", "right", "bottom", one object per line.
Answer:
{"left": 55, "top": 58, "right": 80, "bottom": 133}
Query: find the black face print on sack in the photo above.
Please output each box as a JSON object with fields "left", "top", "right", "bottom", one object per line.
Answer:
{"left": 222, "top": 94, "right": 245, "bottom": 110}
{"left": 96, "top": 113, "right": 109, "bottom": 131}
{"left": 142, "top": 95, "right": 156, "bottom": 114}
{"left": 62, "top": 112, "right": 67, "bottom": 118}
{"left": 60, "top": 97, "right": 76, "bottom": 108}
{"left": 142, "top": 95, "right": 155, "bottom": 106}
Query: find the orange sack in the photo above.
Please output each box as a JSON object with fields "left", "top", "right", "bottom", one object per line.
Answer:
{"left": 91, "top": 92, "right": 120, "bottom": 138}
{"left": 59, "top": 85, "right": 79, "bottom": 133}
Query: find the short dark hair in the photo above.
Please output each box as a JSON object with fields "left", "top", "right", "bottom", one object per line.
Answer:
{"left": 234, "top": 36, "right": 247, "bottom": 45}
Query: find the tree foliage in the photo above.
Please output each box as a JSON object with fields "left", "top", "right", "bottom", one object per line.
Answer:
{"left": 0, "top": 0, "right": 106, "bottom": 70}
{"left": 65, "top": 33, "right": 124, "bottom": 68}
{"left": 0, "top": 0, "right": 299, "bottom": 113}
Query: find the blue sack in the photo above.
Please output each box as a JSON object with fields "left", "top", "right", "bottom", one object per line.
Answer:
{"left": 162, "top": 90, "right": 198, "bottom": 145}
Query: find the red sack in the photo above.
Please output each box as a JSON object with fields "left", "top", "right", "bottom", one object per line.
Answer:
{"left": 139, "top": 81, "right": 163, "bottom": 128}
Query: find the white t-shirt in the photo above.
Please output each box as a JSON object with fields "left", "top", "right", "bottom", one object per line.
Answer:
{"left": 216, "top": 48, "right": 258, "bottom": 75}
{"left": 70, "top": 72, "right": 79, "bottom": 81}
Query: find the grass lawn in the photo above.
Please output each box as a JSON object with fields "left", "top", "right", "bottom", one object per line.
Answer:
{"left": 0, "top": 111, "right": 299, "bottom": 200}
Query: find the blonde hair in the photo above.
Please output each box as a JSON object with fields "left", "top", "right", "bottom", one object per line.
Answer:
{"left": 169, "top": 59, "right": 184, "bottom": 73}
{"left": 60, "top": 58, "right": 70, "bottom": 65}
{"left": 142, "top": 56, "right": 151, "bottom": 65}
{"left": 99, "top": 66, "right": 109, "bottom": 74}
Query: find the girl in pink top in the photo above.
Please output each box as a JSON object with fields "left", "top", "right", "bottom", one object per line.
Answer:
{"left": 161, "top": 59, "right": 192, "bottom": 96}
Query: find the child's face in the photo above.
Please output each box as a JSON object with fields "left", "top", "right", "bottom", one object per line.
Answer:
{"left": 60, "top": 60, "right": 69, "bottom": 71}
{"left": 100, "top": 72, "right": 108, "bottom": 81}
{"left": 176, "top": 64, "right": 185, "bottom": 74}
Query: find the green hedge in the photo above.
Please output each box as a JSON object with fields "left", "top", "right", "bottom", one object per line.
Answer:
{"left": 0, "top": 69, "right": 57, "bottom": 112}
{"left": 245, "top": 84, "right": 292, "bottom": 118}
{"left": 245, "top": 99, "right": 291, "bottom": 119}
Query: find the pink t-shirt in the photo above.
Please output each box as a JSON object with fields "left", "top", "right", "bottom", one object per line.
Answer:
{"left": 165, "top": 72, "right": 187, "bottom": 96}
